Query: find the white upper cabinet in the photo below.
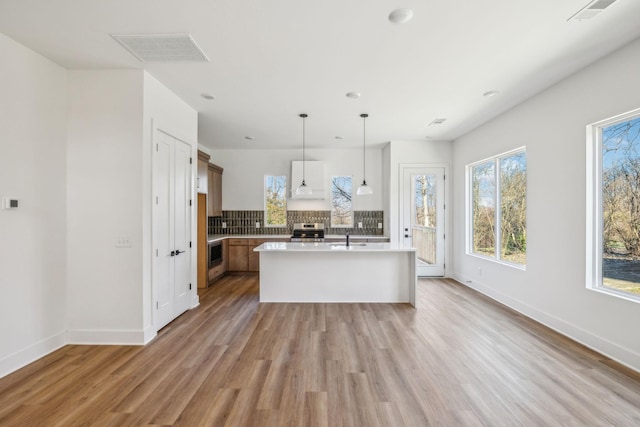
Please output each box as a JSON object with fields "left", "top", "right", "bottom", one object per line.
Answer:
{"left": 291, "top": 161, "right": 325, "bottom": 199}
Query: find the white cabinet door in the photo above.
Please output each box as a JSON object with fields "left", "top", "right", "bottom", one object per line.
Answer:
{"left": 153, "top": 129, "right": 193, "bottom": 330}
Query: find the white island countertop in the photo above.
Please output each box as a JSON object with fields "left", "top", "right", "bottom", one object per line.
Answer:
{"left": 255, "top": 242, "right": 417, "bottom": 306}
{"left": 254, "top": 242, "right": 414, "bottom": 252}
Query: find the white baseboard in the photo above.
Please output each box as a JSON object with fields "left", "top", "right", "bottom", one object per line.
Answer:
{"left": 67, "top": 329, "right": 148, "bottom": 345}
{"left": 0, "top": 331, "right": 67, "bottom": 380}
{"left": 452, "top": 272, "right": 640, "bottom": 373}
{"left": 143, "top": 324, "right": 157, "bottom": 344}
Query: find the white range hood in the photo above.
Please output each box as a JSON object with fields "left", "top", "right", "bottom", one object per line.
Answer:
{"left": 291, "top": 160, "right": 325, "bottom": 199}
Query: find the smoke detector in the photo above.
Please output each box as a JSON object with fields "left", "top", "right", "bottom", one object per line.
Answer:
{"left": 111, "top": 33, "right": 209, "bottom": 62}
{"left": 568, "top": 0, "right": 618, "bottom": 21}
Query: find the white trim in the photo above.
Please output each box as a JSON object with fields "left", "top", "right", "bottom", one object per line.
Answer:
{"left": 67, "top": 329, "right": 149, "bottom": 345}
{"left": 452, "top": 273, "right": 640, "bottom": 373}
{"left": 0, "top": 331, "right": 67, "bottom": 379}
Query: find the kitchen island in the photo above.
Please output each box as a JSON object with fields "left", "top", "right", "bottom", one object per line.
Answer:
{"left": 254, "top": 242, "right": 416, "bottom": 306}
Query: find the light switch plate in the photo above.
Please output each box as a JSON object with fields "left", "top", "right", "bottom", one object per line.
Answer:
{"left": 377, "top": 222, "right": 383, "bottom": 229}
{"left": 255, "top": 222, "right": 260, "bottom": 228}
{"left": 116, "top": 235, "right": 132, "bottom": 248}
{"left": 358, "top": 222, "right": 363, "bottom": 229}
{"left": 2, "top": 197, "right": 19, "bottom": 209}
{"left": 222, "top": 222, "right": 227, "bottom": 228}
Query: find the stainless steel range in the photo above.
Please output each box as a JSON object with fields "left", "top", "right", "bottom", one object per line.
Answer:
{"left": 291, "top": 223, "right": 325, "bottom": 242}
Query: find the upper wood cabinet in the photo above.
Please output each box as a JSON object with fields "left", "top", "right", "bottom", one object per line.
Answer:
{"left": 208, "top": 163, "right": 223, "bottom": 217}
{"left": 197, "top": 150, "right": 210, "bottom": 194}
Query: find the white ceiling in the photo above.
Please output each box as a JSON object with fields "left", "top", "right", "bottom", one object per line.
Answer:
{"left": 1, "top": 0, "right": 640, "bottom": 150}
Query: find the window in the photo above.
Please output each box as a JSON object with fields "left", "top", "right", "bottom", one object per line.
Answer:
{"left": 331, "top": 176, "right": 353, "bottom": 227}
{"left": 467, "top": 148, "right": 526, "bottom": 266}
{"left": 587, "top": 109, "right": 640, "bottom": 301}
{"left": 264, "top": 175, "right": 287, "bottom": 227}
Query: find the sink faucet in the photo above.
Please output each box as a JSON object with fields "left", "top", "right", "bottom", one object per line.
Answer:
{"left": 345, "top": 232, "right": 350, "bottom": 247}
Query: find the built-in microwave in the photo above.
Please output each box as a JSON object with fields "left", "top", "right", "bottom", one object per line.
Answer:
{"left": 208, "top": 240, "right": 223, "bottom": 268}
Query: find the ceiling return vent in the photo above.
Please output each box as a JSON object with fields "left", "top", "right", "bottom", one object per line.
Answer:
{"left": 568, "top": 0, "right": 618, "bottom": 21}
{"left": 111, "top": 33, "right": 209, "bottom": 62}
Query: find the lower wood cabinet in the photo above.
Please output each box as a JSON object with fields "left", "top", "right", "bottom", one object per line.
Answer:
{"left": 228, "top": 238, "right": 288, "bottom": 272}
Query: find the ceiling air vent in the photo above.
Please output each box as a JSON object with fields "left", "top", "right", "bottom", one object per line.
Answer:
{"left": 111, "top": 33, "right": 209, "bottom": 62}
{"left": 568, "top": 0, "right": 618, "bottom": 21}
{"left": 429, "top": 118, "right": 447, "bottom": 126}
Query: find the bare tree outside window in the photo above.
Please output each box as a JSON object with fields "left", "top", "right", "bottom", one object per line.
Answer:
{"left": 471, "top": 161, "right": 496, "bottom": 257}
{"left": 331, "top": 176, "right": 353, "bottom": 227}
{"left": 415, "top": 175, "right": 436, "bottom": 227}
{"left": 469, "top": 149, "right": 526, "bottom": 265}
{"left": 265, "top": 175, "right": 287, "bottom": 227}
{"left": 601, "top": 116, "right": 640, "bottom": 295}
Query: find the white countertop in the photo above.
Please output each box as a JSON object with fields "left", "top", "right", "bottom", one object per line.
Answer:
{"left": 254, "top": 242, "right": 414, "bottom": 252}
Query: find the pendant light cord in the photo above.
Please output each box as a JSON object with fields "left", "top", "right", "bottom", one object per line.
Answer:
{"left": 302, "top": 114, "right": 306, "bottom": 182}
{"left": 361, "top": 113, "right": 368, "bottom": 184}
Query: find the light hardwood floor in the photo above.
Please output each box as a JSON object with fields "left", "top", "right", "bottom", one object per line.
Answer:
{"left": 1, "top": 275, "right": 639, "bottom": 426}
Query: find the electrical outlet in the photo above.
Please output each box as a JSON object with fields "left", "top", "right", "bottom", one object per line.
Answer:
{"left": 358, "top": 222, "right": 363, "bottom": 229}
{"left": 222, "top": 222, "right": 227, "bottom": 228}
{"left": 255, "top": 222, "right": 260, "bottom": 229}
{"left": 377, "top": 222, "right": 383, "bottom": 229}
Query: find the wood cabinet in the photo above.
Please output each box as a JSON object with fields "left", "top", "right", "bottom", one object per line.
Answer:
{"left": 207, "top": 163, "right": 223, "bottom": 217}
{"left": 228, "top": 239, "right": 249, "bottom": 272}
{"left": 228, "top": 237, "right": 289, "bottom": 272}
{"left": 197, "top": 151, "right": 210, "bottom": 194}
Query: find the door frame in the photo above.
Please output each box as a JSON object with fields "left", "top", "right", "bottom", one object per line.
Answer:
{"left": 151, "top": 126, "right": 197, "bottom": 333}
{"left": 398, "top": 163, "right": 450, "bottom": 277}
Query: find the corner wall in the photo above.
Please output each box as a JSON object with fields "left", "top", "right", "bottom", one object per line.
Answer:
{"left": 451, "top": 37, "right": 640, "bottom": 371}
{"left": 66, "top": 70, "right": 145, "bottom": 344}
{"left": 0, "top": 34, "right": 68, "bottom": 377}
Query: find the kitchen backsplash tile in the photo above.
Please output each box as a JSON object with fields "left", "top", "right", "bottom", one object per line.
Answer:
{"left": 209, "top": 210, "right": 384, "bottom": 236}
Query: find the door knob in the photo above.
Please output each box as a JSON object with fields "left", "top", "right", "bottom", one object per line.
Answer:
{"left": 175, "top": 250, "right": 185, "bottom": 255}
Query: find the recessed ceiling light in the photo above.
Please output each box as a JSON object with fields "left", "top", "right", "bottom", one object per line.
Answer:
{"left": 388, "top": 8, "right": 414, "bottom": 24}
{"left": 483, "top": 90, "right": 499, "bottom": 98}
{"left": 346, "top": 92, "right": 361, "bottom": 99}
{"left": 245, "top": 136, "right": 255, "bottom": 140}
{"left": 335, "top": 136, "right": 344, "bottom": 140}
{"left": 201, "top": 93, "right": 215, "bottom": 100}
{"left": 429, "top": 118, "right": 447, "bottom": 126}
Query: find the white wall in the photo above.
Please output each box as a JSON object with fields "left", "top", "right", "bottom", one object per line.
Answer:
{"left": 143, "top": 72, "right": 199, "bottom": 334}
{"left": 66, "top": 70, "right": 145, "bottom": 344}
{"left": 210, "top": 148, "right": 384, "bottom": 212}
{"left": 452, "top": 37, "right": 640, "bottom": 371}
{"left": 0, "top": 34, "right": 68, "bottom": 377}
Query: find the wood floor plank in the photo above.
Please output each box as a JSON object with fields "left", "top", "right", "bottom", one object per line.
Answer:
{"left": 1, "top": 275, "right": 640, "bottom": 426}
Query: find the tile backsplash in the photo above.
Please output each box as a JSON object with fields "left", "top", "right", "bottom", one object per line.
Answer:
{"left": 209, "top": 210, "right": 384, "bottom": 236}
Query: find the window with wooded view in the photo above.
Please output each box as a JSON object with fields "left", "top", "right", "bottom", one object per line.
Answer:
{"left": 265, "top": 175, "right": 287, "bottom": 227}
{"left": 331, "top": 176, "right": 353, "bottom": 227}
{"left": 599, "top": 114, "right": 640, "bottom": 297}
{"left": 469, "top": 149, "right": 527, "bottom": 266}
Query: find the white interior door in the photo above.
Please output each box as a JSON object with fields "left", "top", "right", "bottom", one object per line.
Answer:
{"left": 401, "top": 166, "right": 445, "bottom": 277}
{"left": 154, "top": 132, "right": 174, "bottom": 329}
{"left": 172, "top": 138, "right": 192, "bottom": 315}
{"left": 153, "top": 129, "right": 192, "bottom": 330}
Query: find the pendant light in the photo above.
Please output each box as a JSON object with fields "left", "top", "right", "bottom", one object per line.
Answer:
{"left": 296, "top": 113, "right": 312, "bottom": 195}
{"left": 357, "top": 113, "right": 373, "bottom": 195}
